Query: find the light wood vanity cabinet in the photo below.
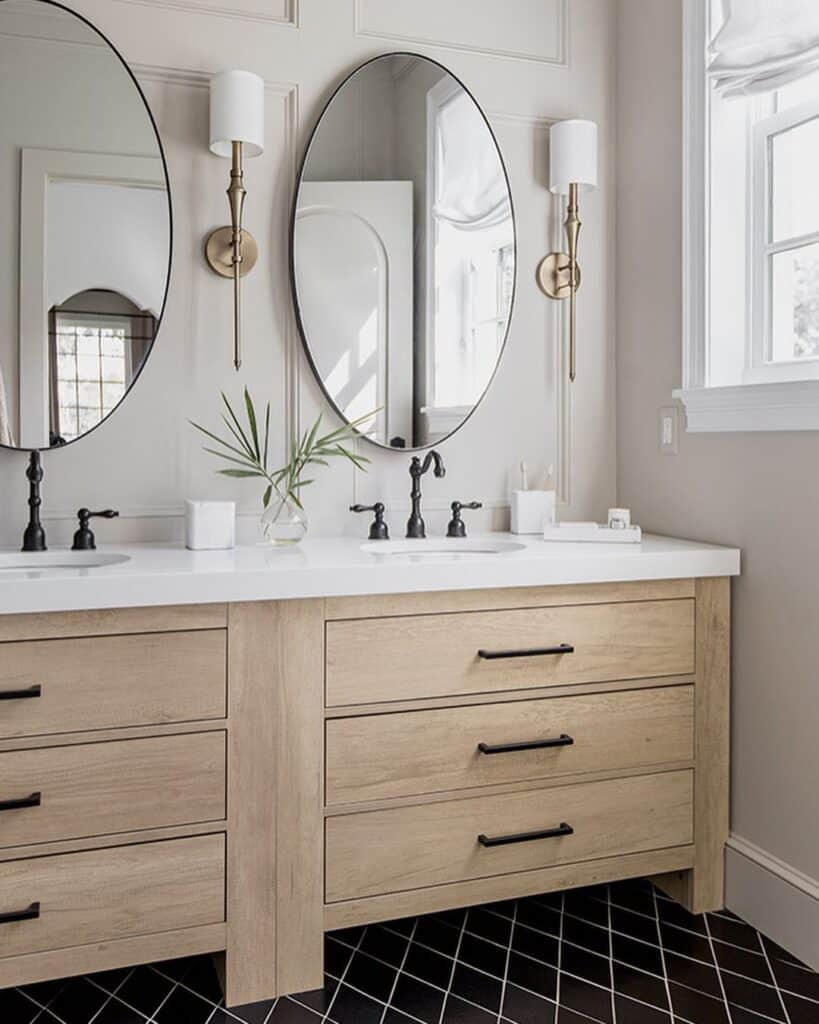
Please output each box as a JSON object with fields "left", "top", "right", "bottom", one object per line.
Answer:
{"left": 0, "top": 577, "right": 730, "bottom": 1009}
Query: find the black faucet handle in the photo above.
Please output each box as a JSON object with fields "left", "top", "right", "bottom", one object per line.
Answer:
{"left": 350, "top": 503, "right": 389, "bottom": 541}
{"left": 447, "top": 501, "right": 483, "bottom": 539}
{"left": 72, "top": 509, "right": 120, "bottom": 551}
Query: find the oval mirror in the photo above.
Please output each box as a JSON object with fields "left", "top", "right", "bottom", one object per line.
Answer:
{"left": 0, "top": 0, "right": 171, "bottom": 452}
{"left": 292, "top": 54, "right": 515, "bottom": 450}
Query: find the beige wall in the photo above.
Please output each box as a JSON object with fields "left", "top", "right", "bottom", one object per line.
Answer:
{"left": 617, "top": 0, "right": 819, "bottom": 957}
{"left": 0, "top": 0, "right": 618, "bottom": 547}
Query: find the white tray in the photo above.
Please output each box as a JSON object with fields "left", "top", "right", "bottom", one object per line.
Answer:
{"left": 543, "top": 523, "right": 642, "bottom": 544}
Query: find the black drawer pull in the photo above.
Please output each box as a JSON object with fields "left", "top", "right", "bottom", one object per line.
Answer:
{"left": 478, "top": 734, "right": 574, "bottom": 755}
{"left": 478, "top": 823, "right": 574, "bottom": 847}
{"left": 0, "top": 793, "right": 41, "bottom": 812}
{"left": 0, "top": 685, "right": 42, "bottom": 701}
{"left": 0, "top": 902, "right": 40, "bottom": 925}
{"left": 477, "top": 644, "right": 574, "bottom": 661}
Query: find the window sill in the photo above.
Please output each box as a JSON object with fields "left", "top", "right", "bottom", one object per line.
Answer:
{"left": 673, "top": 380, "right": 819, "bottom": 432}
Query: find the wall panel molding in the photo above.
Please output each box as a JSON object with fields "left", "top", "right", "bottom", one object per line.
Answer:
{"left": 354, "top": 0, "right": 568, "bottom": 67}
{"left": 116, "top": 0, "right": 298, "bottom": 27}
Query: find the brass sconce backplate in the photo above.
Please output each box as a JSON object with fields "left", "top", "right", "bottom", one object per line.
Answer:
{"left": 205, "top": 227, "right": 259, "bottom": 279}
{"left": 536, "top": 252, "right": 581, "bottom": 300}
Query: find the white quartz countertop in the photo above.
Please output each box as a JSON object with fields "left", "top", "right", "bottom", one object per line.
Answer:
{"left": 0, "top": 533, "right": 740, "bottom": 616}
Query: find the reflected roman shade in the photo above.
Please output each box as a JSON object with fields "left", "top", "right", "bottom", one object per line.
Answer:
{"left": 434, "top": 91, "right": 511, "bottom": 230}
{"left": 708, "top": 0, "right": 819, "bottom": 97}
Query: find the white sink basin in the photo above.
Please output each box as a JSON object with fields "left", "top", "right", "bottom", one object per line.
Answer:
{"left": 362, "top": 538, "right": 526, "bottom": 560}
{"left": 0, "top": 551, "right": 131, "bottom": 576}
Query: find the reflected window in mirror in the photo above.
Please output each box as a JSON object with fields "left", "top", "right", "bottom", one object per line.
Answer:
{"left": 426, "top": 83, "right": 514, "bottom": 442}
{"left": 48, "top": 290, "right": 155, "bottom": 445}
{"left": 292, "top": 53, "right": 515, "bottom": 452}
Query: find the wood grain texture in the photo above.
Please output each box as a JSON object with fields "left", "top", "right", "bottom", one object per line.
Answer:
{"left": 326, "top": 686, "right": 695, "bottom": 805}
{"left": 0, "top": 922, "right": 226, "bottom": 991}
{"left": 323, "top": 674, "right": 696, "bottom": 719}
{"left": 273, "top": 600, "right": 325, "bottom": 995}
{"left": 325, "top": 845, "right": 696, "bottom": 930}
{"left": 0, "top": 630, "right": 227, "bottom": 739}
{"left": 0, "top": 819, "right": 227, "bottom": 864}
{"left": 225, "top": 602, "right": 278, "bottom": 1008}
{"left": 326, "top": 579, "right": 695, "bottom": 620}
{"left": 326, "top": 771, "right": 693, "bottom": 902}
{"left": 0, "top": 605, "right": 227, "bottom": 642}
{"left": 656, "top": 578, "right": 731, "bottom": 913}
{"left": 326, "top": 600, "right": 695, "bottom": 707}
{"left": 0, "top": 834, "right": 225, "bottom": 959}
{"left": 0, "top": 732, "right": 225, "bottom": 848}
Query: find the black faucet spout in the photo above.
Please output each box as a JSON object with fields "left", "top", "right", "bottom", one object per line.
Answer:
{"left": 407, "top": 449, "right": 446, "bottom": 539}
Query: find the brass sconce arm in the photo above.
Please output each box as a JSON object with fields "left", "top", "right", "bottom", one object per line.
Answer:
{"left": 536, "top": 182, "right": 582, "bottom": 383}
{"left": 205, "top": 141, "right": 259, "bottom": 372}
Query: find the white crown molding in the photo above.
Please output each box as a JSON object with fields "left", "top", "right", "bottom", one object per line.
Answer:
{"left": 353, "top": 0, "right": 568, "bottom": 68}
{"left": 114, "top": 0, "right": 299, "bottom": 27}
{"left": 675, "top": 381, "right": 819, "bottom": 432}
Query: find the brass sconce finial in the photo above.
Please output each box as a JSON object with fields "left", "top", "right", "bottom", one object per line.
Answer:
{"left": 206, "top": 70, "right": 265, "bottom": 372}
{"left": 536, "top": 119, "right": 598, "bottom": 383}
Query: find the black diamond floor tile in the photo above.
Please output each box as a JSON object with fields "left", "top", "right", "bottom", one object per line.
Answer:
{"left": 2, "top": 879, "right": 818, "bottom": 1024}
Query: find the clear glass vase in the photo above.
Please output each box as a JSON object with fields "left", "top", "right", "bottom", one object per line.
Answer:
{"left": 260, "top": 491, "right": 307, "bottom": 545}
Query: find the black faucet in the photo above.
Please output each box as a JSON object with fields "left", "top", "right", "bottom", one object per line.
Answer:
{"left": 22, "top": 452, "right": 47, "bottom": 553}
{"left": 72, "top": 509, "right": 119, "bottom": 551}
{"left": 406, "top": 451, "right": 446, "bottom": 538}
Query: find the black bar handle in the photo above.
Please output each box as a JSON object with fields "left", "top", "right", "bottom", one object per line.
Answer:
{"left": 0, "top": 793, "right": 41, "bottom": 812}
{"left": 477, "top": 644, "right": 574, "bottom": 661}
{"left": 478, "top": 735, "right": 574, "bottom": 755}
{"left": 478, "top": 823, "right": 574, "bottom": 848}
{"left": 0, "top": 902, "right": 40, "bottom": 925}
{"left": 0, "top": 685, "right": 42, "bottom": 702}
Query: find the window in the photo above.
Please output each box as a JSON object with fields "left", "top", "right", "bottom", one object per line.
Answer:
{"left": 48, "top": 290, "right": 155, "bottom": 444}
{"left": 677, "top": 0, "right": 819, "bottom": 431}
{"left": 749, "top": 100, "right": 819, "bottom": 380}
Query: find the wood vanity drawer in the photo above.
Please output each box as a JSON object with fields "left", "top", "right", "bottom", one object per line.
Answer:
{"left": 0, "top": 834, "right": 225, "bottom": 959}
{"left": 326, "top": 685, "right": 694, "bottom": 805}
{"left": 326, "top": 770, "right": 693, "bottom": 902}
{"left": 0, "top": 630, "right": 227, "bottom": 740}
{"left": 326, "top": 600, "right": 695, "bottom": 707}
{"left": 0, "top": 732, "right": 225, "bottom": 848}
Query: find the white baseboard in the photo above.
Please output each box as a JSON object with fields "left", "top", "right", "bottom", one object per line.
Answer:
{"left": 726, "top": 833, "right": 819, "bottom": 971}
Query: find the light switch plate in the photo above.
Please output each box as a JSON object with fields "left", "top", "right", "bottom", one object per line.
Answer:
{"left": 659, "top": 406, "right": 679, "bottom": 455}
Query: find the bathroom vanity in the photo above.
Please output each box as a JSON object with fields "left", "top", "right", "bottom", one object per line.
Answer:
{"left": 0, "top": 536, "right": 739, "bottom": 1008}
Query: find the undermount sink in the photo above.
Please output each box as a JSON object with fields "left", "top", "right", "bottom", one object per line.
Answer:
{"left": 0, "top": 551, "right": 131, "bottom": 575}
{"left": 362, "top": 538, "right": 526, "bottom": 559}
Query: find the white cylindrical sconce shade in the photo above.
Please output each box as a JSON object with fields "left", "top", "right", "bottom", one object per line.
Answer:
{"left": 210, "top": 70, "right": 265, "bottom": 158}
{"left": 549, "top": 119, "right": 598, "bottom": 195}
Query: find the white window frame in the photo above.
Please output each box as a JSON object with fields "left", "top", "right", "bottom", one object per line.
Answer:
{"left": 747, "top": 101, "right": 819, "bottom": 384}
{"left": 674, "top": 0, "right": 819, "bottom": 431}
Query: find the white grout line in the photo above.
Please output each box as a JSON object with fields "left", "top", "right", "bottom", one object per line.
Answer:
{"left": 757, "top": 934, "right": 793, "bottom": 1024}
{"left": 701, "top": 910, "right": 734, "bottom": 1024}
{"left": 495, "top": 899, "right": 517, "bottom": 1024}
{"left": 651, "top": 885, "right": 677, "bottom": 1022}
{"left": 607, "top": 886, "right": 617, "bottom": 1024}
{"left": 378, "top": 918, "right": 419, "bottom": 1024}
{"left": 436, "top": 908, "right": 469, "bottom": 1024}
{"left": 554, "top": 891, "right": 566, "bottom": 1017}
{"left": 320, "top": 923, "right": 369, "bottom": 1023}
{"left": 86, "top": 967, "right": 137, "bottom": 1024}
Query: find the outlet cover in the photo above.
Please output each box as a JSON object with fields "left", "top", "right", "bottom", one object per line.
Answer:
{"left": 659, "top": 406, "right": 679, "bottom": 455}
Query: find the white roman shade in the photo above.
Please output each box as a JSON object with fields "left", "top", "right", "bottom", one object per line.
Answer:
{"left": 708, "top": 0, "right": 819, "bottom": 98}
{"left": 434, "top": 91, "right": 510, "bottom": 231}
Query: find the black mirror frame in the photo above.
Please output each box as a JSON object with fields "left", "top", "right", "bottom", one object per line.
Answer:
{"left": 0, "top": 0, "right": 173, "bottom": 455}
{"left": 289, "top": 51, "right": 517, "bottom": 453}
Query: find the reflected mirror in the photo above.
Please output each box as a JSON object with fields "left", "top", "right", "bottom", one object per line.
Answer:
{"left": 0, "top": 0, "right": 171, "bottom": 451}
{"left": 292, "top": 54, "right": 515, "bottom": 450}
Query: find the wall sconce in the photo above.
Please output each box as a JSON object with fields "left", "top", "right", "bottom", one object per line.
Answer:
{"left": 536, "top": 119, "right": 598, "bottom": 383}
{"left": 205, "top": 69, "right": 265, "bottom": 371}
